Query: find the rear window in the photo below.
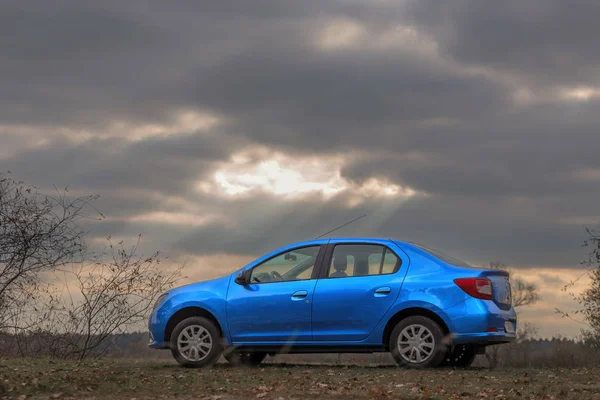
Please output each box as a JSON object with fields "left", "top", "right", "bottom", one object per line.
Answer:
{"left": 410, "top": 243, "right": 473, "bottom": 268}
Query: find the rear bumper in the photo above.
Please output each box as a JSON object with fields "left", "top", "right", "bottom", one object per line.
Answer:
{"left": 452, "top": 331, "right": 516, "bottom": 345}
{"left": 444, "top": 296, "right": 517, "bottom": 345}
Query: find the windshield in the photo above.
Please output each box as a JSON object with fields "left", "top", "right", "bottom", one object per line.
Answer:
{"left": 409, "top": 242, "right": 473, "bottom": 268}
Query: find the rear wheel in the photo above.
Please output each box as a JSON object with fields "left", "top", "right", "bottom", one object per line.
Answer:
{"left": 440, "top": 344, "right": 477, "bottom": 368}
{"left": 223, "top": 350, "right": 268, "bottom": 366}
{"left": 169, "top": 316, "right": 222, "bottom": 368}
{"left": 390, "top": 316, "right": 446, "bottom": 368}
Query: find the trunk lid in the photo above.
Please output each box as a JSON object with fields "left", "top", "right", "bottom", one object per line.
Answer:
{"left": 480, "top": 269, "right": 512, "bottom": 310}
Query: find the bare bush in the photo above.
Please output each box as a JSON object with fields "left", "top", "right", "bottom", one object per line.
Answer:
{"left": 0, "top": 172, "right": 100, "bottom": 329}
{"left": 580, "top": 228, "right": 600, "bottom": 344}
{"left": 0, "top": 172, "right": 183, "bottom": 360}
{"left": 12, "top": 237, "right": 182, "bottom": 359}
{"left": 556, "top": 227, "right": 600, "bottom": 345}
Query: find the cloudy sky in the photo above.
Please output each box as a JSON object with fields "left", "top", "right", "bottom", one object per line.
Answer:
{"left": 2, "top": 0, "right": 599, "bottom": 337}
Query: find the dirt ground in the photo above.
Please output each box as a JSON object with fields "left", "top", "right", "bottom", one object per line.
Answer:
{"left": 0, "top": 358, "right": 598, "bottom": 399}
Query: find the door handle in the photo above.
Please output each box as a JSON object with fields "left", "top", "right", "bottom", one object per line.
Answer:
{"left": 292, "top": 290, "right": 308, "bottom": 300}
{"left": 374, "top": 287, "right": 391, "bottom": 297}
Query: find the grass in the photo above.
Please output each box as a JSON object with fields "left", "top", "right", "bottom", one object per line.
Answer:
{"left": 1, "top": 358, "right": 599, "bottom": 399}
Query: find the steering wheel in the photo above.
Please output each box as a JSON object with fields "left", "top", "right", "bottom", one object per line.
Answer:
{"left": 270, "top": 271, "right": 284, "bottom": 281}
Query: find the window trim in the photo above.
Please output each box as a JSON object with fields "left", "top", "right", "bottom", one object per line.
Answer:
{"left": 319, "top": 243, "right": 402, "bottom": 279}
{"left": 247, "top": 245, "right": 325, "bottom": 284}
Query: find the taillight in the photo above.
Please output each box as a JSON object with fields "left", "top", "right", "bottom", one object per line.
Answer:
{"left": 454, "top": 278, "right": 493, "bottom": 300}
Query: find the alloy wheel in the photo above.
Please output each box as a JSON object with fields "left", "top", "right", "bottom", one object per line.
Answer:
{"left": 397, "top": 324, "right": 435, "bottom": 363}
{"left": 177, "top": 325, "right": 213, "bottom": 362}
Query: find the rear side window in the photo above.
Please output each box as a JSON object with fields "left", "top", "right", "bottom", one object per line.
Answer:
{"left": 410, "top": 242, "right": 472, "bottom": 268}
{"left": 327, "top": 244, "right": 401, "bottom": 278}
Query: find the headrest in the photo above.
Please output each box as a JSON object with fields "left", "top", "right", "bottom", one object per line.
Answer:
{"left": 333, "top": 256, "right": 347, "bottom": 271}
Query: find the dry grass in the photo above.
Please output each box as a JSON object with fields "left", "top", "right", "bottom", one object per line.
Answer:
{"left": 1, "top": 358, "right": 599, "bottom": 399}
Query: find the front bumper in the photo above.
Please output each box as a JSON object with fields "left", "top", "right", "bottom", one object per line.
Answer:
{"left": 148, "top": 340, "right": 165, "bottom": 349}
{"left": 148, "top": 306, "right": 169, "bottom": 349}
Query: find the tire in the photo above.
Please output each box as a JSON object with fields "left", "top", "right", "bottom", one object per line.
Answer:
{"left": 169, "top": 316, "right": 223, "bottom": 368}
{"left": 390, "top": 316, "right": 446, "bottom": 368}
{"left": 440, "top": 344, "right": 477, "bottom": 368}
{"left": 223, "top": 350, "right": 268, "bottom": 366}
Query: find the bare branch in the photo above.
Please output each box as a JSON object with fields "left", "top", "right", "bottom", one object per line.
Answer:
{"left": 10, "top": 236, "right": 182, "bottom": 359}
{"left": 0, "top": 172, "right": 101, "bottom": 330}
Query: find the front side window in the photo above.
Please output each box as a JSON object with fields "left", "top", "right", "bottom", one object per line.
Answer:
{"left": 327, "top": 244, "right": 401, "bottom": 278}
{"left": 250, "top": 246, "right": 321, "bottom": 283}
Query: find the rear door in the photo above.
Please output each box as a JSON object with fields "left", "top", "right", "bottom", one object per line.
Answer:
{"left": 311, "top": 240, "right": 407, "bottom": 341}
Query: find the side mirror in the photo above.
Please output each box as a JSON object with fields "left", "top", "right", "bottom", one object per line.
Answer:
{"left": 235, "top": 270, "right": 251, "bottom": 285}
{"left": 284, "top": 253, "right": 297, "bottom": 261}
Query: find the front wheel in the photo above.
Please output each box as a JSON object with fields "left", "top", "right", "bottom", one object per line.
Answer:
{"left": 169, "top": 316, "right": 223, "bottom": 368}
{"left": 224, "top": 350, "right": 268, "bottom": 366}
{"left": 390, "top": 316, "right": 446, "bottom": 368}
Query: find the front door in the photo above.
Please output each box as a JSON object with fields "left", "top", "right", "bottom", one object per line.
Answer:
{"left": 226, "top": 245, "right": 324, "bottom": 343}
{"left": 311, "top": 242, "right": 405, "bottom": 341}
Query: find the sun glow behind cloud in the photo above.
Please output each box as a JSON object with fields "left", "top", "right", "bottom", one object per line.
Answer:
{"left": 560, "top": 86, "right": 600, "bottom": 102}
{"left": 198, "top": 149, "right": 419, "bottom": 203}
{"left": 214, "top": 160, "right": 345, "bottom": 196}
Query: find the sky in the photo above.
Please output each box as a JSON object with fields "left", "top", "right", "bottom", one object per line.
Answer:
{"left": 1, "top": 0, "right": 599, "bottom": 338}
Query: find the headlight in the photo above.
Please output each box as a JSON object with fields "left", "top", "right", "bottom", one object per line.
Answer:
{"left": 153, "top": 293, "right": 168, "bottom": 310}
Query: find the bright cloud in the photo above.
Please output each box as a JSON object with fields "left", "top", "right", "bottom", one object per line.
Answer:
{"left": 315, "top": 17, "right": 367, "bottom": 50}
{"left": 513, "top": 85, "right": 600, "bottom": 106}
{"left": 105, "top": 109, "right": 222, "bottom": 141}
{"left": 198, "top": 148, "right": 419, "bottom": 203}
{"left": 0, "top": 109, "right": 222, "bottom": 154}
{"left": 128, "top": 211, "right": 221, "bottom": 227}
{"left": 315, "top": 18, "right": 439, "bottom": 56}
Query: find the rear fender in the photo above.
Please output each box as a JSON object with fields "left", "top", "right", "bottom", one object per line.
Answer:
{"left": 366, "top": 300, "right": 456, "bottom": 345}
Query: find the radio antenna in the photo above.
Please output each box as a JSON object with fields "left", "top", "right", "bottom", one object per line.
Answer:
{"left": 314, "top": 214, "right": 367, "bottom": 239}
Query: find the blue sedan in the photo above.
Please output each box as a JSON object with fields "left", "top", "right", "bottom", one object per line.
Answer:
{"left": 148, "top": 238, "right": 516, "bottom": 368}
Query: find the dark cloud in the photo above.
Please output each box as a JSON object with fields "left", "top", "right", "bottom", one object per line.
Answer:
{"left": 405, "top": 0, "right": 600, "bottom": 87}
{"left": 1, "top": 0, "right": 599, "bottom": 277}
{"left": 0, "top": 128, "right": 241, "bottom": 195}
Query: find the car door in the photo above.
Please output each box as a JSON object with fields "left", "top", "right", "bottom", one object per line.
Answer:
{"left": 311, "top": 240, "right": 407, "bottom": 341}
{"left": 226, "top": 244, "right": 326, "bottom": 343}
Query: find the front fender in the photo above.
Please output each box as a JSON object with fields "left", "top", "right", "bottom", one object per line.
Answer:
{"left": 171, "top": 294, "right": 230, "bottom": 341}
{"left": 148, "top": 276, "right": 232, "bottom": 347}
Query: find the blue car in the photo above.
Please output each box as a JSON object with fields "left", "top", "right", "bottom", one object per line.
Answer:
{"left": 148, "top": 238, "right": 516, "bottom": 368}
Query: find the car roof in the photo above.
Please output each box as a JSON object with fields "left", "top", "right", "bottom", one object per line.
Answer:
{"left": 291, "top": 237, "right": 401, "bottom": 246}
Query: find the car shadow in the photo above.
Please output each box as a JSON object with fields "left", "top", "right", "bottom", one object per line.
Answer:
{"left": 150, "top": 360, "right": 488, "bottom": 371}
